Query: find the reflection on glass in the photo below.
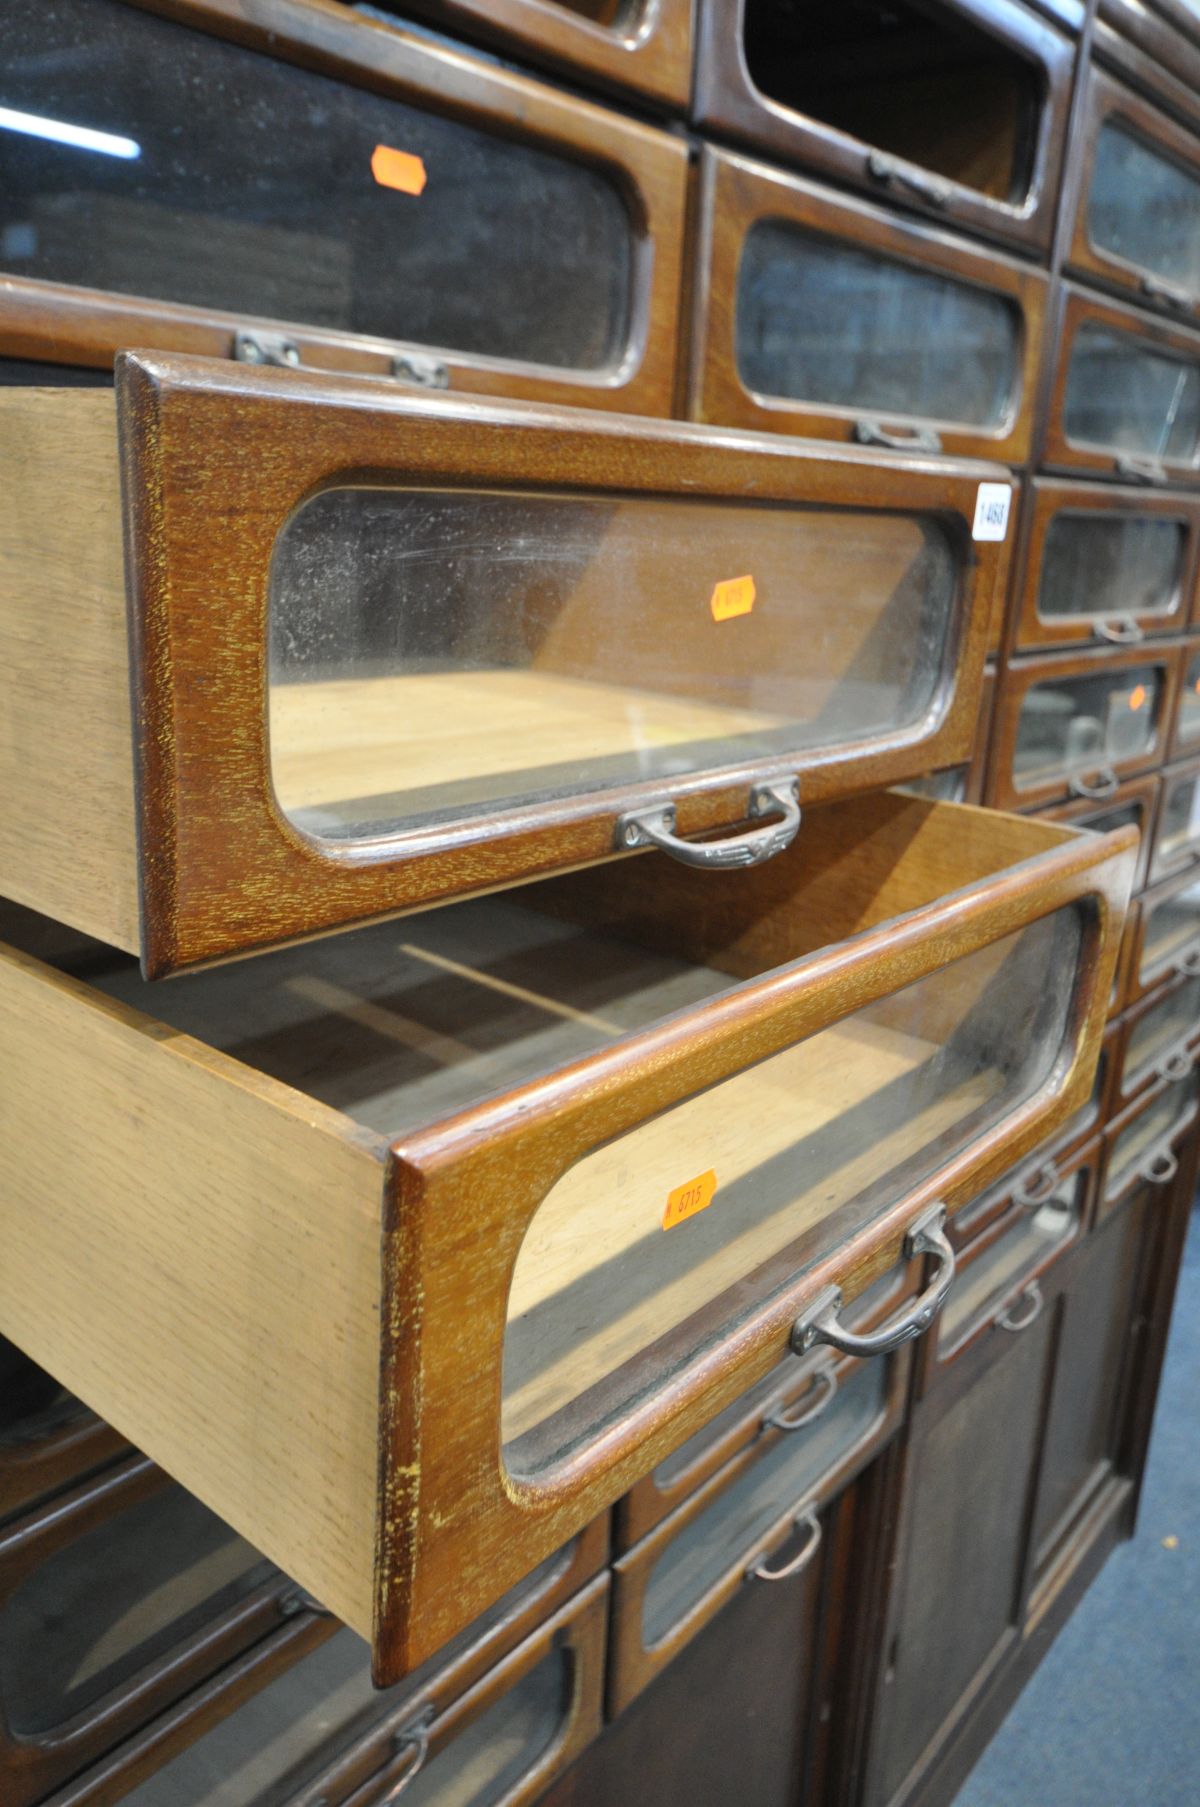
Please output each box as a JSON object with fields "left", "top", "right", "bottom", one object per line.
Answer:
{"left": 1140, "top": 876, "right": 1200, "bottom": 983}
{"left": 1154, "top": 770, "right": 1200, "bottom": 876}
{"left": 0, "top": 0, "right": 630, "bottom": 370}
{"left": 941, "top": 1180, "right": 1080, "bottom": 1349}
{"left": 1036, "top": 514, "right": 1184, "bottom": 624}
{"left": 1089, "top": 123, "right": 1200, "bottom": 295}
{"left": 1178, "top": 652, "right": 1200, "bottom": 745}
{"left": 0, "top": 1487, "right": 276, "bottom": 1736}
{"left": 735, "top": 221, "right": 1018, "bottom": 427}
{"left": 503, "top": 908, "right": 1081, "bottom": 1474}
{"left": 1063, "top": 325, "right": 1200, "bottom": 462}
{"left": 1106, "top": 1074, "right": 1199, "bottom": 1198}
{"left": 1012, "top": 667, "right": 1160, "bottom": 788}
{"left": 269, "top": 487, "right": 957, "bottom": 844}
{"left": 642, "top": 1360, "right": 886, "bottom": 1645}
{"left": 739, "top": 0, "right": 1040, "bottom": 205}
{"left": 1126, "top": 975, "right": 1200, "bottom": 1087}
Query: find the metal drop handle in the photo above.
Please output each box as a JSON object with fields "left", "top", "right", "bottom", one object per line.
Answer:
{"left": 379, "top": 1707, "right": 436, "bottom": 1804}
{"left": 790, "top": 1205, "right": 954, "bottom": 1360}
{"left": 616, "top": 779, "right": 801, "bottom": 871}
{"left": 1141, "top": 272, "right": 1195, "bottom": 315}
{"left": 1175, "top": 947, "right": 1200, "bottom": 979}
{"left": 1115, "top": 454, "right": 1169, "bottom": 486}
{"left": 1141, "top": 1148, "right": 1179, "bottom": 1186}
{"left": 1068, "top": 765, "right": 1119, "bottom": 801}
{"left": 997, "top": 1280, "right": 1044, "bottom": 1335}
{"left": 763, "top": 1362, "right": 838, "bottom": 1434}
{"left": 1156, "top": 1049, "right": 1195, "bottom": 1084}
{"left": 866, "top": 150, "right": 953, "bottom": 210}
{"left": 1095, "top": 617, "right": 1143, "bottom": 645}
{"left": 854, "top": 417, "right": 944, "bottom": 454}
{"left": 1015, "top": 1159, "right": 1060, "bottom": 1208}
{"left": 747, "top": 1506, "right": 822, "bottom": 1583}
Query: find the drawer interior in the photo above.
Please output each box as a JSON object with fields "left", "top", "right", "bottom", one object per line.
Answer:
{"left": 738, "top": 0, "right": 1042, "bottom": 205}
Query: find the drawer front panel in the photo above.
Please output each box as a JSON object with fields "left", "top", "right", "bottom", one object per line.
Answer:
{"left": 1045, "top": 287, "right": 1200, "bottom": 482}
{"left": 691, "top": 0, "right": 1073, "bottom": 254}
{"left": 688, "top": 149, "right": 1047, "bottom": 463}
{"left": 1101, "top": 1067, "right": 1200, "bottom": 1214}
{"left": 0, "top": 356, "right": 1008, "bottom": 974}
{"left": 1172, "top": 643, "right": 1200, "bottom": 754}
{"left": 0, "top": 0, "right": 686, "bottom": 412}
{"left": 1042, "top": 776, "right": 1161, "bottom": 894}
{"left": 1151, "top": 756, "right": 1200, "bottom": 879}
{"left": 1069, "top": 67, "right": 1200, "bottom": 318}
{"left": 1011, "top": 481, "right": 1198, "bottom": 652}
{"left": 1133, "top": 866, "right": 1200, "bottom": 995}
{"left": 1120, "top": 971, "right": 1200, "bottom": 1098}
{"left": 989, "top": 645, "right": 1180, "bottom": 810}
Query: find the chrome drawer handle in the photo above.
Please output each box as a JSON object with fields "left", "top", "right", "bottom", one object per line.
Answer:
{"left": 1014, "top": 1159, "right": 1060, "bottom": 1208}
{"left": 311, "top": 1706, "right": 434, "bottom": 1807}
{"left": 1115, "top": 454, "right": 1168, "bottom": 486}
{"left": 997, "top": 1280, "right": 1044, "bottom": 1335}
{"left": 1175, "top": 947, "right": 1200, "bottom": 979}
{"left": 1141, "top": 1148, "right": 1179, "bottom": 1186}
{"left": 790, "top": 1205, "right": 954, "bottom": 1359}
{"left": 1155, "top": 1049, "right": 1196, "bottom": 1084}
{"left": 1068, "top": 766, "right": 1119, "bottom": 801}
{"left": 1141, "top": 272, "right": 1195, "bottom": 315}
{"left": 866, "top": 150, "right": 953, "bottom": 211}
{"left": 853, "top": 416, "right": 944, "bottom": 454}
{"left": 1095, "top": 616, "right": 1143, "bottom": 645}
{"left": 747, "top": 1505, "right": 822, "bottom": 1583}
{"left": 763, "top": 1362, "right": 838, "bottom": 1434}
{"left": 616, "top": 779, "right": 800, "bottom": 870}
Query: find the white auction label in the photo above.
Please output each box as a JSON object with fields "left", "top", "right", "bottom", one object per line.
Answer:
{"left": 972, "top": 483, "right": 1013, "bottom": 542}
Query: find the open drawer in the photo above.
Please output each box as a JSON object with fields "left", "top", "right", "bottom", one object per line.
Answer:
{"left": 0, "top": 791, "right": 1133, "bottom": 1683}
{"left": 0, "top": 352, "right": 1008, "bottom": 976}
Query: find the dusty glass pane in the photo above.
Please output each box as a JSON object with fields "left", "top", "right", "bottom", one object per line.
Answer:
{"left": 736, "top": 221, "right": 1019, "bottom": 427}
{"left": 940, "top": 1179, "right": 1081, "bottom": 1349}
{"left": 1089, "top": 124, "right": 1200, "bottom": 294}
{"left": 503, "top": 906, "right": 1082, "bottom": 1475}
{"left": 1126, "top": 975, "right": 1200, "bottom": 1088}
{"left": 641, "top": 1360, "right": 887, "bottom": 1647}
{"left": 1063, "top": 325, "right": 1200, "bottom": 462}
{"left": 1036, "top": 514, "right": 1184, "bottom": 623}
{"left": 1012, "top": 667, "right": 1161, "bottom": 788}
{"left": 0, "top": 1486, "right": 275, "bottom": 1736}
{"left": 1106, "top": 1074, "right": 1199, "bottom": 1198}
{"left": 1140, "top": 876, "right": 1200, "bottom": 983}
{"left": 1178, "top": 652, "right": 1200, "bottom": 745}
{"left": 739, "top": 0, "right": 1040, "bottom": 205}
{"left": 1154, "top": 770, "right": 1200, "bottom": 876}
{"left": 0, "top": 0, "right": 629, "bottom": 370}
{"left": 269, "top": 486, "right": 957, "bottom": 843}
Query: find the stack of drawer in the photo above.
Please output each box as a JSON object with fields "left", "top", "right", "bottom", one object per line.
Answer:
{"left": 0, "top": 2, "right": 1187, "bottom": 1805}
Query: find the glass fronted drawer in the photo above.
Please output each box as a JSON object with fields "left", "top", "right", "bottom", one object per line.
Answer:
{"left": 1151, "top": 755, "right": 1200, "bottom": 879}
{"left": 1100, "top": 1067, "right": 1200, "bottom": 1217}
{"left": 0, "top": 355, "right": 1009, "bottom": 977}
{"left": 117, "top": 1576, "right": 607, "bottom": 1807}
{"left": 0, "top": 1341, "right": 126, "bottom": 1531}
{"left": 608, "top": 1348, "right": 904, "bottom": 1713}
{"left": 1131, "top": 865, "right": 1200, "bottom": 998}
{"left": 1045, "top": 775, "right": 1160, "bottom": 895}
{"left": 990, "top": 646, "right": 1179, "bottom": 811}
{"left": 689, "top": 148, "right": 1047, "bottom": 464}
{"left": 1118, "top": 970, "right": 1200, "bottom": 1100}
{"left": 1171, "top": 643, "right": 1200, "bottom": 755}
{"left": 1094, "top": 2, "right": 1200, "bottom": 141}
{"left": 1010, "top": 481, "right": 1198, "bottom": 653}
{"left": 0, "top": 1457, "right": 306, "bottom": 1807}
{"left": 0, "top": 0, "right": 686, "bottom": 413}
{"left": 0, "top": 791, "right": 1133, "bottom": 1683}
{"left": 1045, "top": 286, "right": 1200, "bottom": 484}
{"left": 691, "top": 0, "right": 1074, "bottom": 254}
{"left": 344, "top": 0, "right": 694, "bottom": 110}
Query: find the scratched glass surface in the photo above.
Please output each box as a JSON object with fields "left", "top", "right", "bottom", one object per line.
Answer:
{"left": 939, "top": 1177, "right": 1082, "bottom": 1352}
{"left": 1062, "top": 325, "right": 1200, "bottom": 462}
{"left": 268, "top": 486, "right": 957, "bottom": 843}
{"left": 0, "top": 0, "right": 630, "bottom": 369}
{"left": 739, "top": 0, "right": 1040, "bottom": 204}
{"left": 1, "top": 1485, "right": 276, "bottom": 1736}
{"left": 1036, "top": 513, "right": 1185, "bottom": 624}
{"left": 502, "top": 906, "right": 1081, "bottom": 1476}
{"left": 1088, "top": 123, "right": 1200, "bottom": 295}
{"left": 735, "top": 221, "right": 1019, "bottom": 428}
{"left": 641, "top": 1359, "right": 887, "bottom": 1646}
{"left": 1011, "top": 666, "right": 1162, "bottom": 788}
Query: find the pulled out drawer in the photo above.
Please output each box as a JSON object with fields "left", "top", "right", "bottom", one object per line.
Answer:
{"left": 0, "top": 354, "right": 1008, "bottom": 975}
{"left": 0, "top": 791, "right": 1132, "bottom": 1681}
{"left": 608, "top": 1347, "right": 905, "bottom": 1713}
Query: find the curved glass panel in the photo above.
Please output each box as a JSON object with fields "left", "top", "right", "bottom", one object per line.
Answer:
{"left": 1036, "top": 514, "right": 1184, "bottom": 624}
{"left": 1088, "top": 123, "right": 1200, "bottom": 295}
{"left": 1063, "top": 325, "right": 1200, "bottom": 462}
{"left": 1012, "top": 666, "right": 1161, "bottom": 789}
{"left": 736, "top": 221, "right": 1019, "bottom": 428}
{"left": 269, "top": 486, "right": 957, "bottom": 844}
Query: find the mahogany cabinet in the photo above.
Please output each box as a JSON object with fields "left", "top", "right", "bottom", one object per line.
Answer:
{"left": 0, "top": 0, "right": 688, "bottom": 413}
{"left": 687, "top": 149, "right": 1049, "bottom": 465}
{"left": 0, "top": 355, "right": 1016, "bottom": 974}
{"left": 0, "top": 790, "right": 1132, "bottom": 1682}
{"left": 691, "top": 0, "right": 1075, "bottom": 255}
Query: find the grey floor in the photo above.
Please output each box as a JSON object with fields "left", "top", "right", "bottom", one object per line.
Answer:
{"left": 953, "top": 1205, "right": 1200, "bottom": 1806}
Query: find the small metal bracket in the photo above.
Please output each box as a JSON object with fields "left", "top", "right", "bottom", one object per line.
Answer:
{"left": 234, "top": 330, "right": 302, "bottom": 369}
{"left": 392, "top": 351, "right": 451, "bottom": 389}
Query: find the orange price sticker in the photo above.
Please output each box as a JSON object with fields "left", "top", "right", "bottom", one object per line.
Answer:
{"left": 662, "top": 1169, "right": 718, "bottom": 1232}
{"left": 371, "top": 144, "right": 428, "bottom": 196}
{"left": 710, "top": 575, "right": 756, "bottom": 622}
